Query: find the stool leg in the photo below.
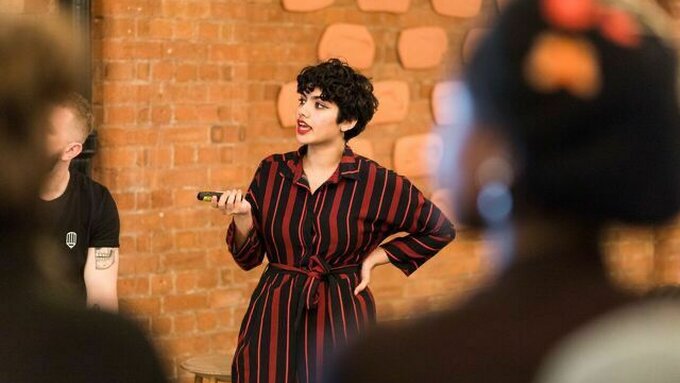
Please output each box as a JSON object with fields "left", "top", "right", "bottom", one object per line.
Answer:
{"left": 194, "top": 376, "right": 202, "bottom": 383}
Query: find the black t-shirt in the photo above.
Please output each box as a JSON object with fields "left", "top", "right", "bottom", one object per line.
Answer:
{"left": 38, "top": 170, "right": 120, "bottom": 302}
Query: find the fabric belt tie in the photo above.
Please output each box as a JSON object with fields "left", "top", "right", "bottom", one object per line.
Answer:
{"left": 268, "top": 258, "right": 360, "bottom": 310}
{"left": 266, "top": 257, "right": 360, "bottom": 381}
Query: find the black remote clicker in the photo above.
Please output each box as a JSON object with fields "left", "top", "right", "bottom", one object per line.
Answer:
{"left": 197, "top": 191, "right": 223, "bottom": 202}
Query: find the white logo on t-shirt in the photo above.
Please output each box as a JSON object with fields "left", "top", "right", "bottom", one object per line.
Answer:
{"left": 66, "top": 231, "right": 77, "bottom": 249}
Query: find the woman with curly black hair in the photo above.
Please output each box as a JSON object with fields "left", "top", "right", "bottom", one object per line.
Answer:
{"left": 210, "top": 58, "right": 455, "bottom": 383}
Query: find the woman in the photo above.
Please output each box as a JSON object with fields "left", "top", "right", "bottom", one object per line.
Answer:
{"left": 329, "top": 0, "right": 680, "bottom": 382}
{"left": 213, "top": 58, "right": 455, "bottom": 383}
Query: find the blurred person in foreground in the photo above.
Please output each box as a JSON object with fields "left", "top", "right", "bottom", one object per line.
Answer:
{"left": 0, "top": 16, "right": 166, "bottom": 382}
{"left": 39, "top": 92, "right": 120, "bottom": 312}
{"left": 328, "top": 0, "right": 680, "bottom": 381}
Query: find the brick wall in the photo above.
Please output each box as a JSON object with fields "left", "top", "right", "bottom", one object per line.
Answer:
{"left": 4, "top": 0, "right": 680, "bottom": 381}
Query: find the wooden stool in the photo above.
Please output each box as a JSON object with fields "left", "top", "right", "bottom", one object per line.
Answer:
{"left": 180, "top": 354, "right": 232, "bottom": 383}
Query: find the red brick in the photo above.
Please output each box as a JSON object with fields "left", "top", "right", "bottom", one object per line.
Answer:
{"left": 175, "top": 64, "right": 197, "bottom": 82}
{"left": 198, "top": 23, "right": 221, "bottom": 41}
{"left": 174, "top": 20, "right": 195, "bottom": 39}
{"left": 196, "top": 146, "right": 221, "bottom": 164}
{"left": 118, "top": 253, "right": 158, "bottom": 276}
{"left": 151, "top": 107, "right": 172, "bottom": 124}
{"left": 209, "top": 44, "right": 247, "bottom": 61}
{"left": 144, "top": 147, "right": 173, "bottom": 167}
{"left": 175, "top": 271, "right": 199, "bottom": 292}
{"left": 160, "top": 0, "right": 187, "bottom": 17}
{"left": 119, "top": 235, "right": 135, "bottom": 252}
{"left": 100, "top": 1, "right": 157, "bottom": 17}
{"left": 151, "top": 274, "right": 174, "bottom": 295}
{"left": 120, "top": 211, "right": 161, "bottom": 232}
{"left": 176, "top": 189, "right": 203, "bottom": 208}
{"left": 163, "top": 41, "right": 208, "bottom": 60}
{"left": 101, "top": 18, "right": 136, "bottom": 38}
{"left": 166, "top": 84, "right": 209, "bottom": 103}
{"left": 210, "top": 289, "right": 244, "bottom": 308}
{"left": 163, "top": 293, "right": 208, "bottom": 312}
{"left": 99, "top": 147, "right": 141, "bottom": 168}
{"left": 151, "top": 61, "right": 176, "bottom": 81}
{"left": 137, "top": 62, "right": 150, "bottom": 80}
{"left": 112, "top": 191, "right": 136, "bottom": 211}
{"left": 151, "top": 231, "right": 174, "bottom": 253}
{"left": 214, "top": 308, "right": 234, "bottom": 328}
{"left": 163, "top": 251, "right": 206, "bottom": 271}
{"left": 196, "top": 269, "right": 219, "bottom": 289}
{"left": 104, "top": 62, "right": 136, "bottom": 80}
{"left": 160, "top": 126, "right": 209, "bottom": 143}
{"left": 209, "top": 166, "right": 247, "bottom": 187}
{"left": 174, "top": 314, "right": 196, "bottom": 334}
{"left": 210, "top": 2, "right": 247, "bottom": 19}
{"left": 161, "top": 210, "right": 210, "bottom": 230}
{"left": 136, "top": 191, "right": 152, "bottom": 209}
{"left": 98, "top": 127, "right": 160, "bottom": 147}
{"left": 147, "top": 18, "right": 174, "bottom": 39}
{"left": 208, "top": 84, "right": 241, "bottom": 103}
{"left": 158, "top": 168, "right": 209, "bottom": 189}
{"left": 173, "top": 145, "right": 196, "bottom": 166}
{"left": 119, "top": 276, "right": 151, "bottom": 296}
{"left": 176, "top": 231, "right": 198, "bottom": 249}
{"left": 22, "top": 0, "right": 51, "bottom": 13}
{"left": 136, "top": 234, "right": 151, "bottom": 253}
{"left": 103, "top": 106, "right": 136, "bottom": 124}
{"left": 184, "top": 1, "right": 210, "bottom": 18}
{"left": 196, "top": 312, "right": 218, "bottom": 331}
{"left": 102, "top": 41, "right": 163, "bottom": 60}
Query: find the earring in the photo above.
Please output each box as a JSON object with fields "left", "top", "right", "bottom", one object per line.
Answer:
{"left": 476, "top": 156, "right": 514, "bottom": 225}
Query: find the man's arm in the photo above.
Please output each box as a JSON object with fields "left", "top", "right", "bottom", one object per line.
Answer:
{"left": 84, "top": 247, "right": 119, "bottom": 312}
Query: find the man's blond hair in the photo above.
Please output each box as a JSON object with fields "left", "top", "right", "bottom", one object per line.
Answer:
{"left": 59, "top": 92, "right": 94, "bottom": 142}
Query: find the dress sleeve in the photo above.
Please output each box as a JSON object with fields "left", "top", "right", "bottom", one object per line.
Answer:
{"left": 226, "top": 160, "right": 267, "bottom": 270}
{"left": 380, "top": 174, "right": 455, "bottom": 276}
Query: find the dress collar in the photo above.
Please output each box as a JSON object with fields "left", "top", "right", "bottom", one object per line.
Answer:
{"left": 282, "top": 144, "right": 360, "bottom": 184}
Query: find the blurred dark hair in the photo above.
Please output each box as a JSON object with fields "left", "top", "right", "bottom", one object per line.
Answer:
{"left": 0, "top": 16, "right": 78, "bottom": 283}
{"left": 296, "top": 58, "right": 379, "bottom": 141}
{"left": 464, "top": 0, "right": 680, "bottom": 224}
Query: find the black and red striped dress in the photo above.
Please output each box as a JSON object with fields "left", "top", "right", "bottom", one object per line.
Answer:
{"left": 226, "top": 145, "right": 455, "bottom": 383}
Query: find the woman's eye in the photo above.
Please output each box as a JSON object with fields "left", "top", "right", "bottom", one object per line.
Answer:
{"left": 298, "top": 98, "right": 305, "bottom": 105}
{"left": 315, "top": 103, "right": 327, "bottom": 109}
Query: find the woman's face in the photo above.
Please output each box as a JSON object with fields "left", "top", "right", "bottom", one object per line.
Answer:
{"left": 296, "top": 88, "right": 351, "bottom": 147}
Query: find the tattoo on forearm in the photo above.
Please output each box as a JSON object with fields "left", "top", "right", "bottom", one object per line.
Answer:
{"left": 95, "top": 248, "right": 116, "bottom": 270}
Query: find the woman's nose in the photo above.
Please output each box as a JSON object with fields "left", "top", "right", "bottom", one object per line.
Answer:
{"left": 297, "top": 102, "right": 309, "bottom": 118}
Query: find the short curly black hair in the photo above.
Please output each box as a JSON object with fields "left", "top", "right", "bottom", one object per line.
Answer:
{"left": 296, "top": 58, "right": 379, "bottom": 141}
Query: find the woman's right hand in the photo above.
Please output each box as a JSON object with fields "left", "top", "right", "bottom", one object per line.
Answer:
{"left": 212, "top": 189, "right": 252, "bottom": 216}
{"left": 213, "top": 190, "right": 253, "bottom": 245}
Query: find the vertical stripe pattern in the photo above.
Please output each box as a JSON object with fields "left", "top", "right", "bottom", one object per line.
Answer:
{"left": 226, "top": 145, "right": 455, "bottom": 383}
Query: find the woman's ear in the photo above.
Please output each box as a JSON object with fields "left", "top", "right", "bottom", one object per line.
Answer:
{"left": 340, "top": 120, "right": 357, "bottom": 132}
